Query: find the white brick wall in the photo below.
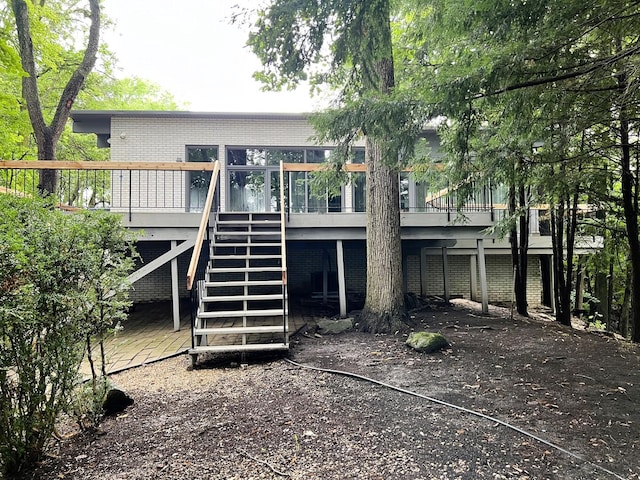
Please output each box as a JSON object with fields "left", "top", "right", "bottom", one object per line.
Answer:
{"left": 421, "top": 253, "right": 542, "bottom": 306}
{"left": 109, "top": 115, "right": 365, "bottom": 212}
{"left": 129, "top": 240, "right": 205, "bottom": 303}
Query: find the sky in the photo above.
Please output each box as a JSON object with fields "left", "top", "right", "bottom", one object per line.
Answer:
{"left": 103, "top": 0, "right": 323, "bottom": 113}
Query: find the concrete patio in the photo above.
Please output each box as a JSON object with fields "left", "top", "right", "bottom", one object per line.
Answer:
{"left": 81, "top": 299, "right": 315, "bottom": 376}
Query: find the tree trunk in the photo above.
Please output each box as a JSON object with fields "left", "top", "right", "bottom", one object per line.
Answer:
{"left": 509, "top": 180, "right": 530, "bottom": 316}
{"left": 595, "top": 269, "right": 609, "bottom": 326}
{"left": 620, "top": 262, "right": 632, "bottom": 338}
{"left": 617, "top": 73, "right": 640, "bottom": 342}
{"left": 551, "top": 194, "right": 572, "bottom": 326}
{"left": 575, "top": 256, "right": 584, "bottom": 318}
{"left": 357, "top": 0, "right": 406, "bottom": 333}
{"left": 359, "top": 137, "right": 406, "bottom": 333}
{"left": 518, "top": 184, "right": 530, "bottom": 316}
{"left": 12, "top": 0, "right": 101, "bottom": 195}
{"left": 38, "top": 130, "right": 58, "bottom": 195}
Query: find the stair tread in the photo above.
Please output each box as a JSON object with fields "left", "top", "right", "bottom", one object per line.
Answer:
{"left": 217, "top": 220, "right": 281, "bottom": 225}
{"left": 205, "top": 280, "right": 284, "bottom": 287}
{"left": 198, "top": 309, "right": 285, "bottom": 318}
{"left": 211, "top": 242, "right": 282, "bottom": 247}
{"left": 203, "top": 294, "right": 284, "bottom": 302}
{"left": 208, "top": 266, "right": 283, "bottom": 273}
{"left": 215, "top": 230, "right": 280, "bottom": 235}
{"left": 194, "top": 325, "right": 287, "bottom": 335}
{"left": 189, "top": 343, "right": 289, "bottom": 354}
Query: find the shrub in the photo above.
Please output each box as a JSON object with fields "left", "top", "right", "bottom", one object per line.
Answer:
{"left": 0, "top": 195, "right": 136, "bottom": 477}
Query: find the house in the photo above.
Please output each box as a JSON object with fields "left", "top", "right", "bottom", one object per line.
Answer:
{"left": 63, "top": 110, "right": 573, "bottom": 360}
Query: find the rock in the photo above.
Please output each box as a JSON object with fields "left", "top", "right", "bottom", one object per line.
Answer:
{"left": 406, "top": 331, "right": 449, "bottom": 353}
{"left": 103, "top": 387, "right": 134, "bottom": 416}
{"left": 317, "top": 317, "right": 354, "bottom": 335}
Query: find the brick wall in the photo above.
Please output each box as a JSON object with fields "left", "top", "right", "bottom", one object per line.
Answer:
{"left": 422, "top": 255, "right": 471, "bottom": 298}
{"left": 422, "top": 253, "right": 543, "bottom": 307}
{"left": 287, "top": 247, "right": 328, "bottom": 295}
{"left": 286, "top": 242, "right": 367, "bottom": 295}
{"left": 129, "top": 240, "right": 204, "bottom": 303}
{"left": 406, "top": 254, "right": 421, "bottom": 293}
{"left": 109, "top": 116, "right": 365, "bottom": 212}
{"left": 345, "top": 245, "right": 367, "bottom": 293}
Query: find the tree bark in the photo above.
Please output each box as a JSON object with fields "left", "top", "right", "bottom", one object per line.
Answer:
{"left": 357, "top": 0, "right": 406, "bottom": 333}
{"left": 12, "top": 0, "right": 101, "bottom": 195}
{"left": 359, "top": 137, "right": 406, "bottom": 333}
{"left": 620, "top": 261, "right": 631, "bottom": 338}
{"left": 508, "top": 170, "right": 530, "bottom": 317}
{"left": 619, "top": 116, "right": 640, "bottom": 341}
{"left": 550, "top": 183, "right": 572, "bottom": 326}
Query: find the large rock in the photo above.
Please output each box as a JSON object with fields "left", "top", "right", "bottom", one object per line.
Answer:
{"left": 406, "top": 331, "right": 449, "bottom": 353}
{"left": 103, "top": 387, "right": 134, "bottom": 416}
{"left": 317, "top": 317, "right": 354, "bottom": 335}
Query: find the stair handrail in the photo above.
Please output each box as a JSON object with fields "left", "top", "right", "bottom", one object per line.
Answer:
{"left": 279, "top": 160, "right": 288, "bottom": 286}
{"left": 186, "top": 160, "right": 220, "bottom": 291}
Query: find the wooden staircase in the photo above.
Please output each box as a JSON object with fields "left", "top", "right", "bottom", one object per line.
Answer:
{"left": 189, "top": 212, "right": 288, "bottom": 364}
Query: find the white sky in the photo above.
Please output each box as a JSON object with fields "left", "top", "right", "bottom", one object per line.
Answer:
{"left": 103, "top": 0, "right": 324, "bottom": 113}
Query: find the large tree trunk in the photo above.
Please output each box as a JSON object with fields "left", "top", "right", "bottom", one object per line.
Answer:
{"left": 359, "top": 137, "right": 406, "bottom": 333}
{"left": 12, "top": 0, "right": 100, "bottom": 195}
{"left": 357, "top": 0, "right": 406, "bottom": 333}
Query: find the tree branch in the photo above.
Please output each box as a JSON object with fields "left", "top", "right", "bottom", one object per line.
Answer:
{"left": 50, "top": 0, "right": 101, "bottom": 142}
{"left": 11, "top": 0, "right": 47, "bottom": 137}
{"left": 481, "top": 42, "right": 640, "bottom": 98}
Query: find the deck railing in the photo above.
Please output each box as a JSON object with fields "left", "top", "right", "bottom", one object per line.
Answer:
{"left": 1, "top": 160, "right": 513, "bottom": 225}
{"left": 281, "top": 162, "right": 499, "bottom": 215}
{"left": 0, "top": 160, "right": 217, "bottom": 219}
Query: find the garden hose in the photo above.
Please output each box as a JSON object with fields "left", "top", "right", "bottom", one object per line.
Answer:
{"left": 284, "top": 358, "right": 628, "bottom": 480}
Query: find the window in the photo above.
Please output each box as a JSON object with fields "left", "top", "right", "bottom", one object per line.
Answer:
{"left": 226, "top": 148, "right": 303, "bottom": 212}
{"left": 351, "top": 149, "right": 366, "bottom": 212}
{"left": 187, "top": 146, "right": 218, "bottom": 212}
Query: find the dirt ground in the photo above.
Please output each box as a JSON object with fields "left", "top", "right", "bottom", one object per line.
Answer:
{"left": 26, "top": 299, "right": 640, "bottom": 480}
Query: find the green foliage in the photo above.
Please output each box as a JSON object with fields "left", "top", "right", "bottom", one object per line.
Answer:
{"left": 0, "top": 195, "right": 136, "bottom": 476}
{"left": 0, "top": 1, "right": 182, "bottom": 163}
{"left": 70, "top": 375, "right": 111, "bottom": 431}
{"left": 392, "top": 0, "right": 640, "bottom": 331}
{"left": 77, "top": 75, "right": 184, "bottom": 111}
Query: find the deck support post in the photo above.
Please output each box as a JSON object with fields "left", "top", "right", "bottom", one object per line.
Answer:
{"left": 322, "top": 251, "right": 329, "bottom": 304}
{"left": 442, "top": 246, "right": 450, "bottom": 303}
{"left": 337, "top": 240, "right": 347, "bottom": 317}
{"left": 420, "top": 248, "right": 428, "bottom": 296}
{"left": 470, "top": 255, "right": 478, "bottom": 301}
{"left": 171, "top": 240, "right": 181, "bottom": 331}
{"left": 477, "top": 239, "right": 489, "bottom": 314}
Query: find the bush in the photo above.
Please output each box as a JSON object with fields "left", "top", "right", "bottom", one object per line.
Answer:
{"left": 0, "top": 195, "right": 136, "bottom": 477}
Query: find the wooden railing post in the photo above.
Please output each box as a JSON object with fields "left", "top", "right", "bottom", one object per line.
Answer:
{"left": 280, "top": 161, "right": 288, "bottom": 288}
{"left": 186, "top": 161, "right": 220, "bottom": 291}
